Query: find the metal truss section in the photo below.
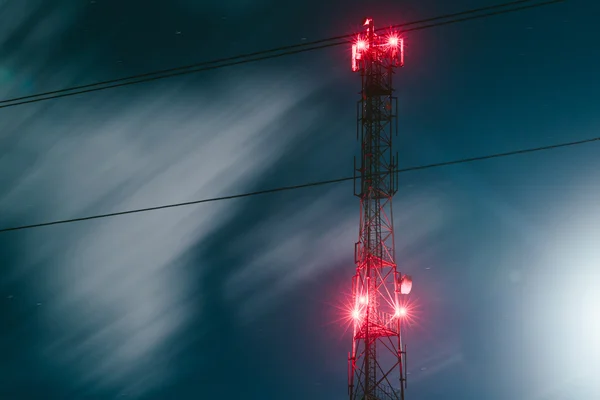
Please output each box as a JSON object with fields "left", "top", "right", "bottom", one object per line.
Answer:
{"left": 348, "top": 18, "right": 408, "bottom": 400}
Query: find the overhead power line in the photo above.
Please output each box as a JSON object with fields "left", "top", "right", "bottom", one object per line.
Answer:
{"left": 0, "top": 0, "right": 563, "bottom": 110}
{"left": 0, "top": 0, "right": 541, "bottom": 105}
{"left": 0, "top": 134, "right": 596, "bottom": 234}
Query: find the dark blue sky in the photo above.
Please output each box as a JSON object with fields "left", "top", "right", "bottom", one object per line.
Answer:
{"left": 1, "top": 0, "right": 599, "bottom": 399}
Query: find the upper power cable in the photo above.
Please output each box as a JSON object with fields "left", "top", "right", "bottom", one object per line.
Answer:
{"left": 0, "top": 0, "right": 563, "bottom": 110}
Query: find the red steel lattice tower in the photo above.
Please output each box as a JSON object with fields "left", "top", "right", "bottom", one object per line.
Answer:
{"left": 348, "top": 18, "right": 412, "bottom": 400}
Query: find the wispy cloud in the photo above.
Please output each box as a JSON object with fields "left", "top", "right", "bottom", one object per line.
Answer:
{"left": 0, "top": 0, "right": 80, "bottom": 97}
{"left": 225, "top": 189, "right": 357, "bottom": 322}
{"left": 409, "top": 343, "right": 465, "bottom": 384}
{"left": 1, "top": 70, "right": 319, "bottom": 395}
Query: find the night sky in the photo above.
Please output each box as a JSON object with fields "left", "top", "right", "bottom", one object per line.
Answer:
{"left": 1, "top": 0, "right": 599, "bottom": 399}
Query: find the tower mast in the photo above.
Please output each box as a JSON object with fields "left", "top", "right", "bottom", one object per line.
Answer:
{"left": 348, "top": 18, "right": 412, "bottom": 400}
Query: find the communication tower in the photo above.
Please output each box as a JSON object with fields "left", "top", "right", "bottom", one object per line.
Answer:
{"left": 348, "top": 18, "right": 413, "bottom": 400}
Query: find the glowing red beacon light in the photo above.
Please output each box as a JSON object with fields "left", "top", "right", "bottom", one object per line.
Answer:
{"left": 395, "top": 306, "right": 408, "bottom": 318}
{"left": 351, "top": 19, "right": 404, "bottom": 71}
{"left": 352, "top": 38, "right": 367, "bottom": 72}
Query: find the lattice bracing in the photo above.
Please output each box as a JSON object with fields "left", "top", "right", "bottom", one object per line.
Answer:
{"left": 348, "top": 18, "right": 411, "bottom": 400}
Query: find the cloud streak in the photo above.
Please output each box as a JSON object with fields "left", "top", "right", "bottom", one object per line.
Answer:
{"left": 1, "top": 69, "right": 319, "bottom": 396}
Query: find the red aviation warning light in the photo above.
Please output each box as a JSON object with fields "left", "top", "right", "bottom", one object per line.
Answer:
{"left": 351, "top": 21, "right": 404, "bottom": 72}
{"left": 395, "top": 306, "right": 408, "bottom": 318}
{"left": 351, "top": 39, "right": 367, "bottom": 72}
